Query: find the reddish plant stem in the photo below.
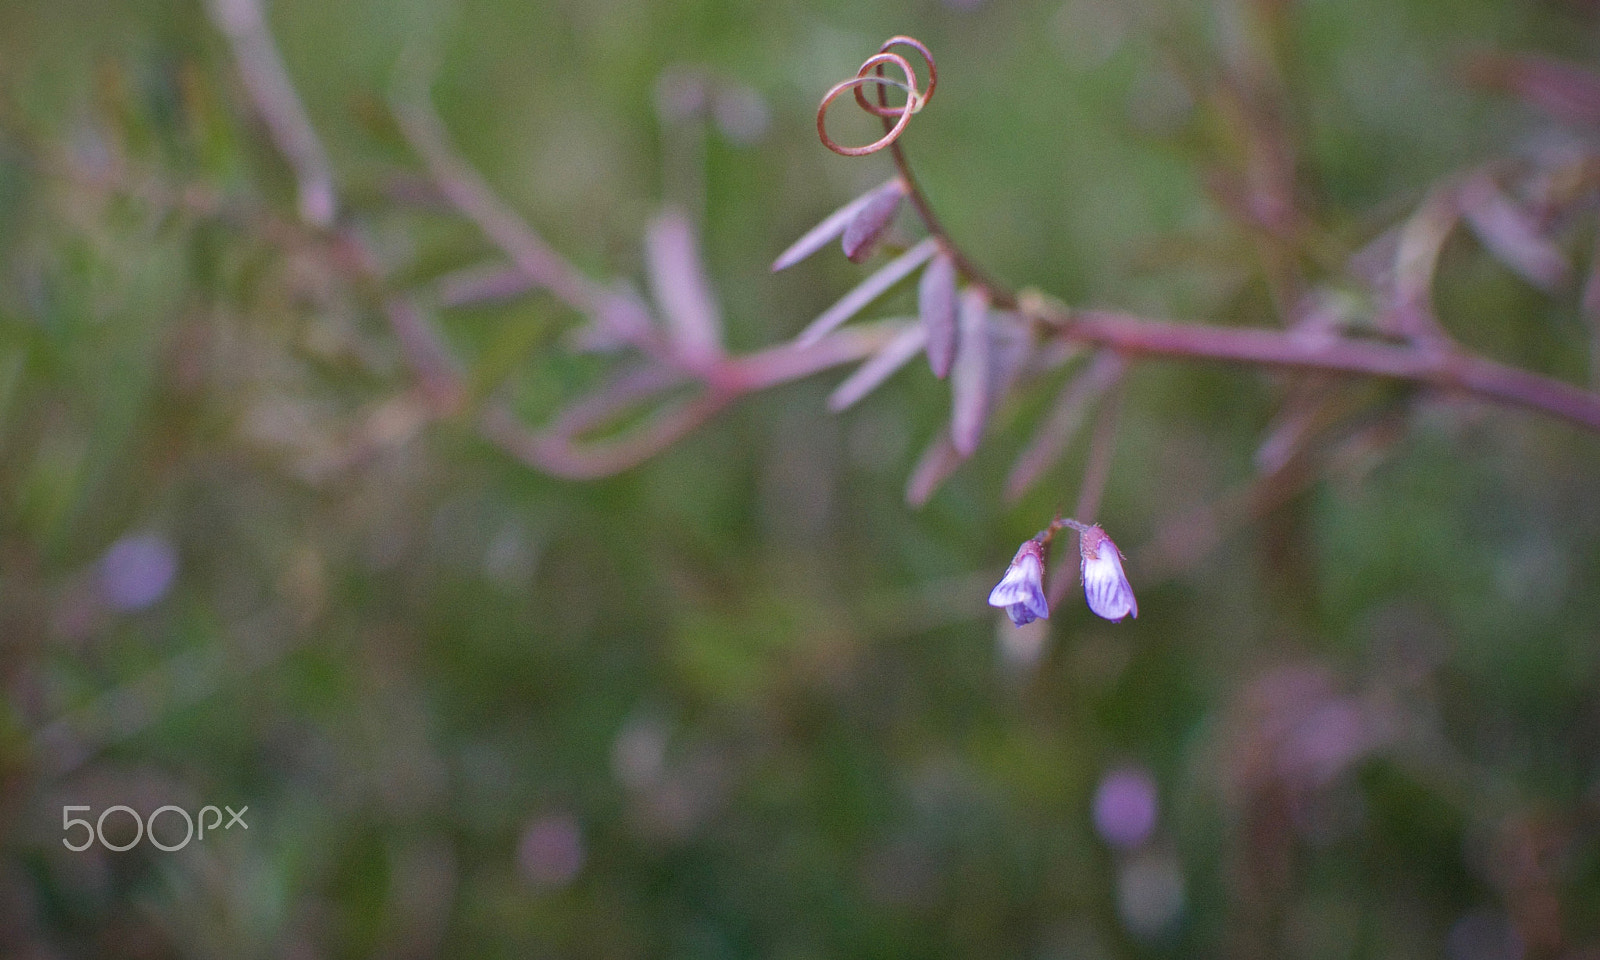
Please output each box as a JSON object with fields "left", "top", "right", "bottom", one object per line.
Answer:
{"left": 479, "top": 395, "right": 730, "bottom": 481}
{"left": 851, "top": 40, "right": 1600, "bottom": 436}
{"left": 1046, "top": 382, "right": 1127, "bottom": 607}
{"left": 872, "top": 77, "right": 1600, "bottom": 435}
{"left": 475, "top": 324, "right": 899, "bottom": 479}
{"left": 210, "top": 7, "right": 1600, "bottom": 496}
{"left": 1045, "top": 308, "right": 1600, "bottom": 432}
{"left": 870, "top": 65, "right": 1015, "bottom": 307}
{"left": 885, "top": 139, "right": 1014, "bottom": 307}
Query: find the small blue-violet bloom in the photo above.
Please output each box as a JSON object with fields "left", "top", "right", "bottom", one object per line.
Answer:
{"left": 988, "top": 538, "right": 1050, "bottom": 626}
{"left": 1078, "top": 524, "right": 1137, "bottom": 622}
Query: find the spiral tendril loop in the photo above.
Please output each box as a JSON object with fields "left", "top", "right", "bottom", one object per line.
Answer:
{"left": 817, "top": 38, "right": 937, "bottom": 157}
{"left": 855, "top": 36, "right": 937, "bottom": 118}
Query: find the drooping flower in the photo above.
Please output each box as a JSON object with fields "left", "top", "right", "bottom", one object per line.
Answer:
{"left": 988, "top": 538, "right": 1050, "bottom": 626}
{"left": 1078, "top": 524, "right": 1137, "bottom": 622}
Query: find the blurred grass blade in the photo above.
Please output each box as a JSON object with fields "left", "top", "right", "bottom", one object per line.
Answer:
{"left": 841, "top": 178, "right": 907, "bottom": 263}
{"left": 771, "top": 179, "right": 896, "bottom": 271}
{"left": 1466, "top": 52, "right": 1600, "bottom": 127}
{"left": 1585, "top": 225, "right": 1600, "bottom": 382}
{"left": 828, "top": 319, "right": 925, "bottom": 412}
{"left": 919, "top": 250, "right": 957, "bottom": 378}
{"left": 796, "top": 237, "right": 939, "bottom": 347}
{"left": 906, "top": 430, "right": 963, "bottom": 507}
{"left": 1252, "top": 382, "right": 1336, "bottom": 477}
{"left": 645, "top": 207, "right": 724, "bottom": 364}
{"left": 435, "top": 262, "right": 536, "bottom": 308}
{"left": 1005, "top": 351, "right": 1123, "bottom": 502}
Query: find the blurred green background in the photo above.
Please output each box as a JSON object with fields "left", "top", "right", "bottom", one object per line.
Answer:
{"left": 2, "top": 0, "right": 1599, "bottom": 957}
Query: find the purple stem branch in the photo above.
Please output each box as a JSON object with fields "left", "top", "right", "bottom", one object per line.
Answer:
{"left": 1045, "top": 387, "right": 1124, "bottom": 607}
{"left": 206, "top": 0, "right": 336, "bottom": 227}
{"left": 857, "top": 51, "right": 1600, "bottom": 437}
{"left": 1044, "top": 309, "right": 1600, "bottom": 433}
{"left": 885, "top": 140, "right": 1014, "bottom": 307}
{"left": 871, "top": 70, "right": 1014, "bottom": 306}
{"left": 206, "top": 12, "right": 1600, "bottom": 495}
{"left": 474, "top": 325, "right": 895, "bottom": 478}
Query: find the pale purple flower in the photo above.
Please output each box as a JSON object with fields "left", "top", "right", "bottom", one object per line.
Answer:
{"left": 988, "top": 538, "right": 1050, "bottom": 625}
{"left": 518, "top": 813, "right": 585, "bottom": 889}
{"left": 99, "top": 532, "right": 179, "bottom": 612}
{"left": 1093, "top": 765, "right": 1159, "bottom": 849}
{"left": 1079, "top": 525, "right": 1137, "bottom": 622}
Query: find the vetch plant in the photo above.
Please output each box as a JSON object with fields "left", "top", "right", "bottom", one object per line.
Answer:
{"left": 192, "top": 13, "right": 1600, "bottom": 627}
{"left": 8, "top": 8, "right": 1600, "bottom": 954}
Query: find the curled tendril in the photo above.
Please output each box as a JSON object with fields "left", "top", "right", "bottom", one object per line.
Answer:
{"left": 855, "top": 36, "right": 937, "bottom": 118}
{"left": 817, "top": 37, "right": 938, "bottom": 157}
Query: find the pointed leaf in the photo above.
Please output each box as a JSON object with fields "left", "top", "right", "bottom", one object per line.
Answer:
{"left": 1252, "top": 386, "right": 1334, "bottom": 477}
{"left": 572, "top": 285, "right": 656, "bottom": 353}
{"left": 828, "top": 320, "right": 925, "bottom": 412}
{"left": 771, "top": 179, "right": 895, "bottom": 272}
{"left": 645, "top": 208, "right": 724, "bottom": 364}
{"left": 841, "top": 178, "right": 907, "bottom": 263}
{"left": 949, "top": 287, "right": 992, "bottom": 457}
{"left": 919, "top": 250, "right": 958, "bottom": 378}
{"left": 1460, "top": 174, "right": 1571, "bottom": 292}
{"left": 1394, "top": 191, "right": 1457, "bottom": 306}
{"left": 795, "top": 237, "right": 939, "bottom": 347}
{"left": 730, "top": 320, "right": 900, "bottom": 390}
{"left": 986, "top": 312, "right": 1032, "bottom": 407}
{"left": 1388, "top": 191, "right": 1459, "bottom": 344}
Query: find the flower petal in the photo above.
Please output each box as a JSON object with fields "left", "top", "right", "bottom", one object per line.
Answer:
{"left": 1005, "top": 602, "right": 1041, "bottom": 626}
{"left": 987, "top": 564, "right": 1040, "bottom": 607}
{"left": 1082, "top": 549, "right": 1137, "bottom": 622}
{"left": 988, "top": 546, "right": 1049, "bottom": 624}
